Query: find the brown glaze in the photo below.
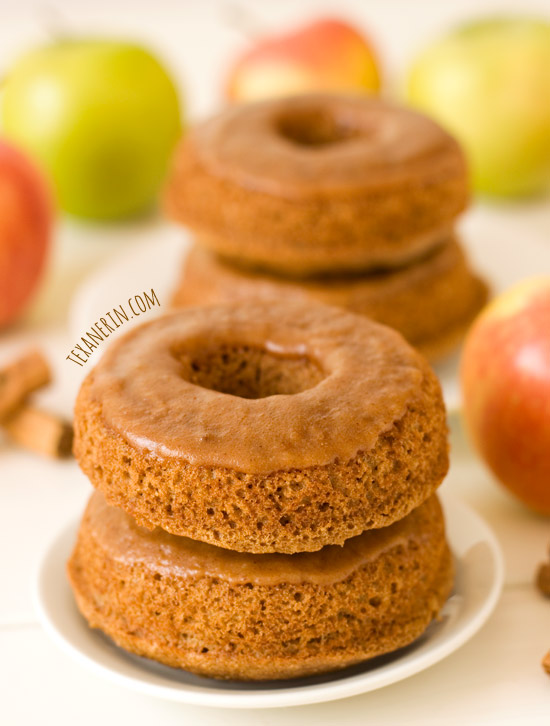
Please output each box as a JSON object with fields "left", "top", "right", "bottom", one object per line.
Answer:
{"left": 85, "top": 491, "right": 443, "bottom": 586}
{"left": 87, "top": 302, "right": 424, "bottom": 474}
{"left": 194, "top": 94, "right": 459, "bottom": 199}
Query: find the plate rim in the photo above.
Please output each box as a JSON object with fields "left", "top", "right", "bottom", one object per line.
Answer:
{"left": 33, "top": 492, "right": 504, "bottom": 709}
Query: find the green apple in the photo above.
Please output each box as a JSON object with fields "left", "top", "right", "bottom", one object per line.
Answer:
{"left": 1, "top": 40, "right": 182, "bottom": 219}
{"left": 407, "top": 18, "right": 550, "bottom": 197}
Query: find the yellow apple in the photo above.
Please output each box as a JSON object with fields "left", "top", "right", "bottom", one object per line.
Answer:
{"left": 407, "top": 18, "right": 550, "bottom": 197}
{"left": 1, "top": 39, "right": 182, "bottom": 220}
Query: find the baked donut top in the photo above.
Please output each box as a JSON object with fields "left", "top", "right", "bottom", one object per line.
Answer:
{"left": 85, "top": 491, "right": 444, "bottom": 586}
{"left": 185, "top": 94, "right": 464, "bottom": 199}
{"left": 85, "top": 302, "right": 436, "bottom": 474}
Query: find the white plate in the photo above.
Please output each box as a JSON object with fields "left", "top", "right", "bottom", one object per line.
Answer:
{"left": 33, "top": 492, "right": 503, "bottom": 709}
{"left": 68, "top": 209, "right": 550, "bottom": 413}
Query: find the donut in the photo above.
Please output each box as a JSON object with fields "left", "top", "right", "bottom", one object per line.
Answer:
{"left": 68, "top": 491, "right": 453, "bottom": 680}
{"left": 74, "top": 301, "right": 449, "bottom": 554}
{"left": 164, "top": 94, "right": 468, "bottom": 276}
{"left": 172, "top": 237, "right": 488, "bottom": 361}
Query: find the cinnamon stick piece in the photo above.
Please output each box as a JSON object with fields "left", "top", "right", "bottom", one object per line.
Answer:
{"left": 3, "top": 406, "right": 73, "bottom": 458}
{"left": 536, "top": 563, "right": 550, "bottom": 598}
{"left": 543, "top": 651, "right": 550, "bottom": 675}
{"left": 0, "top": 350, "right": 51, "bottom": 420}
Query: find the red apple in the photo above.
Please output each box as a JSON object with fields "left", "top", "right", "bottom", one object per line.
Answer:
{"left": 461, "top": 277, "right": 550, "bottom": 513}
{"left": 0, "top": 140, "right": 52, "bottom": 328}
{"left": 226, "top": 17, "right": 381, "bottom": 102}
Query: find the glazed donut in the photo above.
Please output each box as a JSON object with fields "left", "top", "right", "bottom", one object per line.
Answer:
{"left": 68, "top": 491, "right": 453, "bottom": 680}
{"left": 74, "top": 301, "right": 449, "bottom": 554}
{"left": 172, "top": 237, "right": 488, "bottom": 361}
{"left": 165, "top": 94, "right": 468, "bottom": 276}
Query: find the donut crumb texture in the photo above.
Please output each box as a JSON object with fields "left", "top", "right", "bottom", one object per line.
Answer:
{"left": 176, "top": 342, "right": 325, "bottom": 399}
{"left": 67, "top": 494, "right": 454, "bottom": 680}
{"left": 74, "top": 357, "right": 448, "bottom": 554}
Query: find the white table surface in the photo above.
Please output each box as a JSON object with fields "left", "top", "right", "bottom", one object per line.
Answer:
{"left": 1, "top": 1, "right": 550, "bottom": 724}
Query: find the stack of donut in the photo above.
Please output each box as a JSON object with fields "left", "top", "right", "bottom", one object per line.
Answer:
{"left": 68, "top": 300, "right": 454, "bottom": 680}
{"left": 166, "top": 94, "right": 488, "bottom": 361}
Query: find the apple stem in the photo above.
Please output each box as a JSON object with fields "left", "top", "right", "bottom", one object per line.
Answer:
{"left": 38, "top": 3, "right": 71, "bottom": 41}
{"left": 219, "top": 3, "right": 264, "bottom": 39}
{"left": 0, "top": 4, "right": 70, "bottom": 89}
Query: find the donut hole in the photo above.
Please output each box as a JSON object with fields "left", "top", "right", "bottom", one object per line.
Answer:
{"left": 277, "top": 108, "right": 359, "bottom": 147}
{"left": 177, "top": 343, "right": 324, "bottom": 399}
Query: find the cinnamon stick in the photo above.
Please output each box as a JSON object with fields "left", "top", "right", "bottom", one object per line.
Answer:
{"left": 536, "top": 562, "right": 550, "bottom": 598}
{"left": 0, "top": 350, "right": 51, "bottom": 420}
{"left": 3, "top": 406, "right": 73, "bottom": 458}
